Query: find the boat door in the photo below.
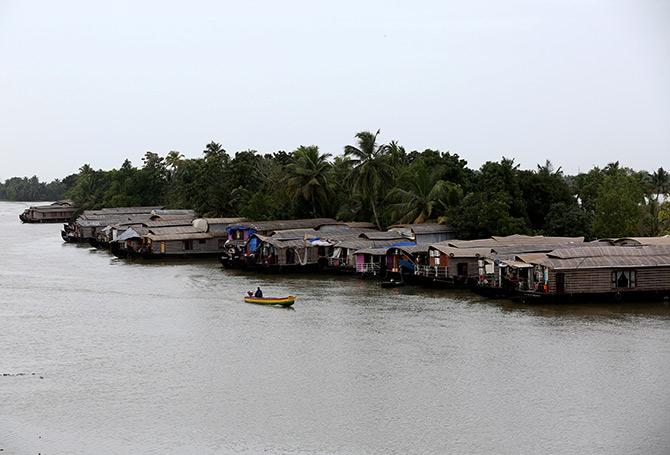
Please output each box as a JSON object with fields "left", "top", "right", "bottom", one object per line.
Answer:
{"left": 556, "top": 272, "right": 565, "bottom": 294}
{"left": 457, "top": 262, "right": 468, "bottom": 278}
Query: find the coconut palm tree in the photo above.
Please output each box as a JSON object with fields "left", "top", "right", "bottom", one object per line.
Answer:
{"left": 387, "top": 162, "right": 462, "bottom": 224}
{"left": 286, "top": 145, "right": 333, "bottom": 217}
{"left": 387, "top": 140, "right": 408, "bottom": 170}
{"left": 165, "top": 150, "right": 184, "bottom": 172}
{"left": 203, "top": 141, "right": 226, "bottom": 160}
{"left": 537, "top": 159, "right": 562, "bottom": 177}
{"left": 650, "top": 167, "right": 670, "bottom": 202}
{"left": 69, "top": 164, "right": 106, "bottom": 208}
{"left": 344, "top": 130, "right": 392, "bottom": 229}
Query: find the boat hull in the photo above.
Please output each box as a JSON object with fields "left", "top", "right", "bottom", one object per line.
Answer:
{"left": 244, "top": 296, "right": 296, "bottom": 307}
{"left": 61, "top": 230, "right": 89, "bottom": 243}
{"left": 380, "top": 280, "right": 404, "bottom": 288}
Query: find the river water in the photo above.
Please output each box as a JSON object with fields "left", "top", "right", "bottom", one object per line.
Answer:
{"left": 1, "top": 201, "right": 669, "bottom": 454}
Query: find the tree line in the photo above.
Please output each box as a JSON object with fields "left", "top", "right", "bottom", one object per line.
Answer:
{"left": 2, "top": 130, "right": 669, "bottom": 239}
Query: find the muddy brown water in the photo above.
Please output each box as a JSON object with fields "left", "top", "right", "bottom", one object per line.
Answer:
{"left": 1, "top": 201, "right": 669, "bottom": 454}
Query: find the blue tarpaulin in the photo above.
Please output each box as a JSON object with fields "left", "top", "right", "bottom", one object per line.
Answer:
{"left": 391, "top": 241, "right": 416, "bottom": 247}
{"left": 248, "top": 236, "right": 260, "bottom": 252}
{"left": 399, "top": 259, "right": 414, "bottom": 272}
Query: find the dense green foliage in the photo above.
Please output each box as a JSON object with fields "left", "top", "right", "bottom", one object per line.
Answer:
{"left": 0, "top": 175, "right": 77, "bottom": 202}
{"left": 2, "top": 132, "right": 669, "bottom": 239}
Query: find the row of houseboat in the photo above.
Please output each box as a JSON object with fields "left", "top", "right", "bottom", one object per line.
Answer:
{"left": 56, "top": 206, "right": 670, "bottom": 303}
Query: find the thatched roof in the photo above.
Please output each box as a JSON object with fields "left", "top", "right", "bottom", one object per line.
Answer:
{"left": 269, "top": 228, "right": 318, "bottom": 239}
{"left": 430, "top": 244, "right": 493, "bottom": 257}
{"left": 146, "top": 231, "right": 226, "bottom": 241}
{"left": 334, "top": 239, "right": 407, "bottom": 251}
{"left": 78, "top": 215, "right": 148, "bottom": 227}
{"left": 611, "top": 236, "right": 670, "bottom": 246}
{"left": 354, "top": 247, "right": 391, "bottom": 256}
{"left": 199, "top": 217, "right": 246, "bottom": 225}
{"left": 389, "top": 223, "right": 454, "bottom": 234}
{"left": 253, "top": 234, "right": 308, "bottom": 249}
{"left": 147, "top": 226, "right": 202, "bottom": 235}
{"left": 342, "top": 221, "right": 378, "bottom": 229}
{"left": 446, "top": 238, "right": 499, "bottom": 248}
{"left": 388, "top": 244, "right": 431, "bottom": 255}
{"left": 315, "top": 230, "right": 384, "bottom": 244}
{"left": 98, "top": 206, "right": 163, "bottom": 214}
{"left": 549, "top": 245, "right": 670, "bottom": 259}
{"left": 115, "top": 227, "right": 146, "bottom": 241}
{"left": 117, "top": 218, "right": 194, "bottom": 228}
{"left": 359, "top": 231, "right": 408, "bottom": 241}
{"left": 151, "top": 209, "right": 196, "bottom": 216}
{"left": 448, "top": 235, "right": 584, "bottom": 249}
{"left": 26, "top": 204, "right": 77, "bottom": 212}
{"left": 192, "top": 217, "right": 245, "bottom": 233}
{"left": 491, "top": 243, "right": 589, "bottom": 255}
{"left": 519, "top": 245, "right": 670, "bottom": 270}
{"left": 229, "top": 218, "right": 337, "bottom": 232}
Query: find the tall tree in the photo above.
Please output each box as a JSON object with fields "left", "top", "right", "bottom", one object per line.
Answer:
{"left": 203, "top": 142, "right": 226, "bottom": 160}
{"left": 387, "top": 161, "right": 462, "bottom": 224}
{"left": 592, "top": 168, "right": 644, "bottom": 238}
{"left": 286, "top": 146, "right": 332, "bottom": 217}
{"left": 344, "top": 130, "right": 392, "bottom": 229}
{"left": 450, "top": 191, "right": 529, "bottom": 239}
{"left": 649, "top": 167, "right": 670, "bottom": 202}
{"left": 519, "top": 160, "right": 574, "bottom": 232}
{"left": 66, "top": 164, "right": 107, "bottom": 207}
{"left": 165, "top": 151, "right": 184, "bottom": 174}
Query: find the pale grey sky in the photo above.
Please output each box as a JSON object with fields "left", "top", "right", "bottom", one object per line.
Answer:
{"left": 1, "top": 0, "right": 669, "bottom": 181}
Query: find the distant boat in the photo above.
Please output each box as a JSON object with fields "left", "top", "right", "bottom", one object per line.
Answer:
{"left": 380, "top": 279, "right": 404, "bottom": 289}
{"left": 20, "top": 200, "right": 77, "bottom": 223}
{"left": 244, "top": 295, "right": 296, "bottom": 307}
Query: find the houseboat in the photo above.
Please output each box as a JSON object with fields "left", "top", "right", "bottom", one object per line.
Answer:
{"left": 328, "top": 231, "right": 410, "bottom": 274}
{"left": 89, "top": 211, "right": 197, "bottom": 248}
{"left": 248, "top": 225, "right": 380, "bottom": 272}
{"left": 62, "top": 206, "right": 164, "bottom": 243}
{"left": 383, "top": 245, "right": 431, "bottom": 282}
{"left": 468, "top": 237, "right": 586, "bottom": 298}
{"left": 111, "top": 218, "right": 234, "bottom": 258}
{"left": 419, "top": 244, "right": 493, "bottom": 287}
{"left": 250, "top": 235, "right": 320, "bottom": 272}
{"left": 354, "top": 247, "right": 392, "bottom": 276}
{"left": 220, "top": 218, "right": 337, "bottom": 268}
{"left": 515, "top": 245, "right": 670, "bottom": 303}
{"left": 19, "top": 200, "right": 77, "bottom": 223}
{"left": 353, "top": 238, "right": 416, "bottom": 277}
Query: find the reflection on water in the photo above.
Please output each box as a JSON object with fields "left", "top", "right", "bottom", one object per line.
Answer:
{"left": 1, "top": 201, "right": 669, "bottom": 455}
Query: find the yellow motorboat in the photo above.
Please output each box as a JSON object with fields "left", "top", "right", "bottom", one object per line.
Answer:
{"left": 244, "top": 295, "right": 296, "bottom": 307}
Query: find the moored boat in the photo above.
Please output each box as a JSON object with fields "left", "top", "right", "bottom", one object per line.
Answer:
{"left": 243, "top": 295, "right": 296, "bottom": 307}
{"left": 380, "top": 279, "right": 404, "bottom": 288}
{"left": 20, "top": 200, "right": 77, "bottom": 223}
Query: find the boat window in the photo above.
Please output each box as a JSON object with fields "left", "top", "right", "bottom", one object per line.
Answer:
{"left": 611, "top": 270, "right": 636, "bottom": 288}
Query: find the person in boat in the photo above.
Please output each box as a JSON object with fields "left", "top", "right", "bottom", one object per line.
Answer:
{"left": 254, "top": 287, "right": 263, "bottom": 298}
{"left": 247, "top": 291, "right": 254, "bottom": 297}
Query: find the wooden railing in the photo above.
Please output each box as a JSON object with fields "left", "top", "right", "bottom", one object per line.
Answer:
{"left": 356, "top": 263, "right": 381, "bottom": 274}
{"left": 415, "top": 265, "right": 448, "bottom": 278}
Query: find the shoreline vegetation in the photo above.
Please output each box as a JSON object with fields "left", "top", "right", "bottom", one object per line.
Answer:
{"left": 2, "top": 131, "right": 669, "bottom": 239}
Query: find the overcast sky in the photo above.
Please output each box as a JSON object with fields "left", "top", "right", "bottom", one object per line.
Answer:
{"left": 1, "top": 0, "right": 668, "bottom": 181}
